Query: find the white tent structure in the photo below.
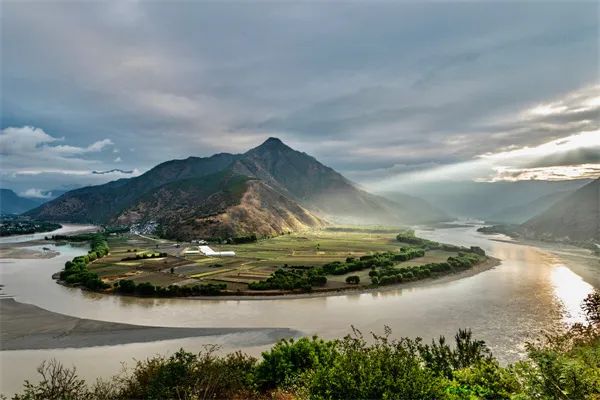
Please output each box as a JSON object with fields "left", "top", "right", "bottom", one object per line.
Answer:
{"left": 199, "top": 245, "right": 235, "bottom": 257}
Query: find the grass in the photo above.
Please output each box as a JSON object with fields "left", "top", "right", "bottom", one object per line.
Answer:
{"left": 92, "top": 226, "right": 482, "bottom": 294}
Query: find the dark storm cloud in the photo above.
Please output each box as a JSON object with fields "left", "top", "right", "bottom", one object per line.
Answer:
{"left": 1, "top": 1, "right": 598, "bottom": 193}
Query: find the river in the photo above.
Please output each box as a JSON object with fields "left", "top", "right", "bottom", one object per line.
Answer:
{"left": 0, "top": 224, "right": 597, "bottom": 395}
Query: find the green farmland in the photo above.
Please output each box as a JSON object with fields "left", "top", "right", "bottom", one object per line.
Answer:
{"left": 84, "top": 226, "right": 487, "bottom": 296}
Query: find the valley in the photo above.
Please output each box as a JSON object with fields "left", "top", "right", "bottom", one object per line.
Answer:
{"left": 3, "top": 3, "right": 599, "bottom": 397}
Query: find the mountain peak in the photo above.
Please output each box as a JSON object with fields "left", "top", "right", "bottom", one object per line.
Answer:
{"left": 261, "top": 137, "right": 288, "bottom": 149}
{"left": 264, "top": 137, "right": 283, "bottom": 144}
{"left": 247, "top": 137, "right": 292, "bottom": 155}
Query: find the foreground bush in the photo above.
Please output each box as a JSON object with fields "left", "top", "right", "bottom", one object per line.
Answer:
{"left": 116, "top": 347, "right": 257, "bottom": 399}
{"left": 10, "top": 291, "right": 600, "bottom": 400}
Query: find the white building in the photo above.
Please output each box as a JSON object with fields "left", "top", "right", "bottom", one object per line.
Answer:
{"left": 199, "top": 245, "right": 235, "bottom": 257}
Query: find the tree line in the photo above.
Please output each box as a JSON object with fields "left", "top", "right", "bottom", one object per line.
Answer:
{"left": 248, "top": 245, "right": 484, "bottom": 292}
{"left": 248, "top": 267, "right": 327, "bottom": 291}
{"left": 370, "top": 252, "right": 482, "bottom": 285}
{"left": 59, "top": 234, "right": 110, "bottom": 290}
{"left": 113, "top": 280, "right": 226, "bottom": 297}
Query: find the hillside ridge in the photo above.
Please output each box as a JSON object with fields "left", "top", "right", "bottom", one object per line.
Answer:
{"left": 27, "top": 138, "right": 448, "bottom": 239}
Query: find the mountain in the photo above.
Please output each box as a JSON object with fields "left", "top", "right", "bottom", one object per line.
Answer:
{"left": 376, "top": 191, "right": 449, "bottom": 223}
{"left": 27, "top": 138, "right": 447, "bottom": 240}
{"left": 401, "top": 179, "right": 592, "bottom": 219}
{"left": 0, "top": 189, "right": 45, "bottom": 214}
{"left": 231, "top": 138, "right": 448, "bottom": 225}
{"left": 522, "top": 178, "right": 599, "bottom": 242}
{"left": 486, "top": 190, "right": 571, "bottom": 224}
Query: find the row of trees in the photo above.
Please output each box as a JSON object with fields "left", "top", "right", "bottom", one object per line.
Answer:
{"left": 247, "top": 247, "right": 426, "bottom": 292}
{"left": 113, "top": 280, "right": 226, "bottom": 296}
{"left": 248, "top": 268, "right": 327, "bottom": 291}
{"left": 249, "top": 245, "right": 482, "bottom": 292}
{"left": 13, "top": 291, "right": 599, "bottom": 399}
{"left": 321, "top": 249, "right": 425, "bottom": 276}
{"left": 59, "top": 234, "right": 110, "bottom": 290}
{"left": 120, "top": 252, "right": 168, "bottom": 261}
{"left": 395, "top": 230, "right": 487, "bottom": 257}
{"left": 371, "top": 252, "right": 482, "bottom": 285}
{"left": 50, "top": 233, "right": 100, "bottom": 242}
{"left": 229, "top": 234, "right": 258, "bottom": 244}
{"left": 396, "top": 229, "right": 439, "bottom": 248}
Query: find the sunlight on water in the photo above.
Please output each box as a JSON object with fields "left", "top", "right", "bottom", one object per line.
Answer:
{"left": 550, "top": 264, "right": 593, "bottom": 325}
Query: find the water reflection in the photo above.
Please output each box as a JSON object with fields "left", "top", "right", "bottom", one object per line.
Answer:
{"left": 0, "top": 225, "right": 597, "bottom": 396}
{"left": 550, "top": 264, "right": 592, "bottom": 325}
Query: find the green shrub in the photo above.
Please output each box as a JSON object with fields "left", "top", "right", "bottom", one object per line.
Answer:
{"left": 303, "top": 330, "right": 446, "bottom": 399}
{"left": 256, "top": 337, "right": 336, "bottom": 389}
{"left": 11, "top": 321, "right": 600, "bottom": 400}
{"left": 117, "top": 348, "right": 257, "bottom": 400}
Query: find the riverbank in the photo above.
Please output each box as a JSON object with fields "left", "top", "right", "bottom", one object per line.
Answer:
{"left": 0, "top": 298, "right": 299, "bottom": 350}
{"left": 0, "top": 246, "right": 59, "bottom": 259}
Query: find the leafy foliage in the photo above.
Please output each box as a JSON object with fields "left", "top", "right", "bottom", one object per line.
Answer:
{"left": 11, "top": 315, "right": 600, "bottom": 400}
{"left": 248, "top": 268, "right": 327, "bottom": 291}
{"left": 114, "top": 280, "right": 226, "bottom": 297}
{"left": 256, "top": 337, "right": 337, "bottom": 389}
{"left": 12, "top": 360, "right": 89, "bottom": 400}
{"left": 59, "top": 234, "right": 110, "bottom": 290}
{"left": 396, "top": 229, "right": 440, "bottom": 248}
{"left": 116, "top": 347, "right": 257, "bottom": 400}
{"left": 120, "top": 252, "right": 167, "bottom": 261}
{"left": 321, "top": 249, "right": 424, "bottom": 276}
{"left": 249, "top": 232, "right": 485, "bottom": 292}
{"left": 371, "top": 252, "right": 482, "bottom": 285}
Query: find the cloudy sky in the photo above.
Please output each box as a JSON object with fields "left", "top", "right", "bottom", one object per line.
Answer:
{"left": 1, "top": 1, "right": 598, "bottom": 197}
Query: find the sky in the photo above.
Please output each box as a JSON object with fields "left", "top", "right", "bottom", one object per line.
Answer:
{"left": 1, "top": 1, "right": 599, "bottom": 197}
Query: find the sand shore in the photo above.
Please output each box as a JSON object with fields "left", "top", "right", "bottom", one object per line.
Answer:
{"left": 0, "top": 298, "right": 298, "bottom": 351}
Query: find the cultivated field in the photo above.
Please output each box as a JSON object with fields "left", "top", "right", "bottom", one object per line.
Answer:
{"left": 88, "top": 226, "right": 468, "bottom": 294}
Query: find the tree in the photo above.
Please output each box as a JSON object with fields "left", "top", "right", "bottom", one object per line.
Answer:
{"left": 346, "top": 275, "right": 360, "bottom": 284}
{"left": 582, "top": 289, "right": 600, "bottom": 325}
{"left": 13, "top": 359, "right": 89, "bottom": 400}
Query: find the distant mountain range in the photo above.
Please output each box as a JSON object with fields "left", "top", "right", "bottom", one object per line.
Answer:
{"left": 486, "top": 190, "right": 572, "bottom": 224}
{"left": 522, "top": 178, "right": 599, "bottom": 242}
{"left": 0, "top": 189, "right": 45, "bottom": 214}
{"left": 478, "top": 178, "right": 599, "bottom": 243}
{"left": 26, "top": 138, "right": 448, "bottom": 240}
{"left": 395, "top": 179, "right": 592, "bottom": 221}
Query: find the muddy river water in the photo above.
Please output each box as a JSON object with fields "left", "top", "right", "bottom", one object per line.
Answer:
{"left": 0, "top": 224, "right": 597, "bottom": 395}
